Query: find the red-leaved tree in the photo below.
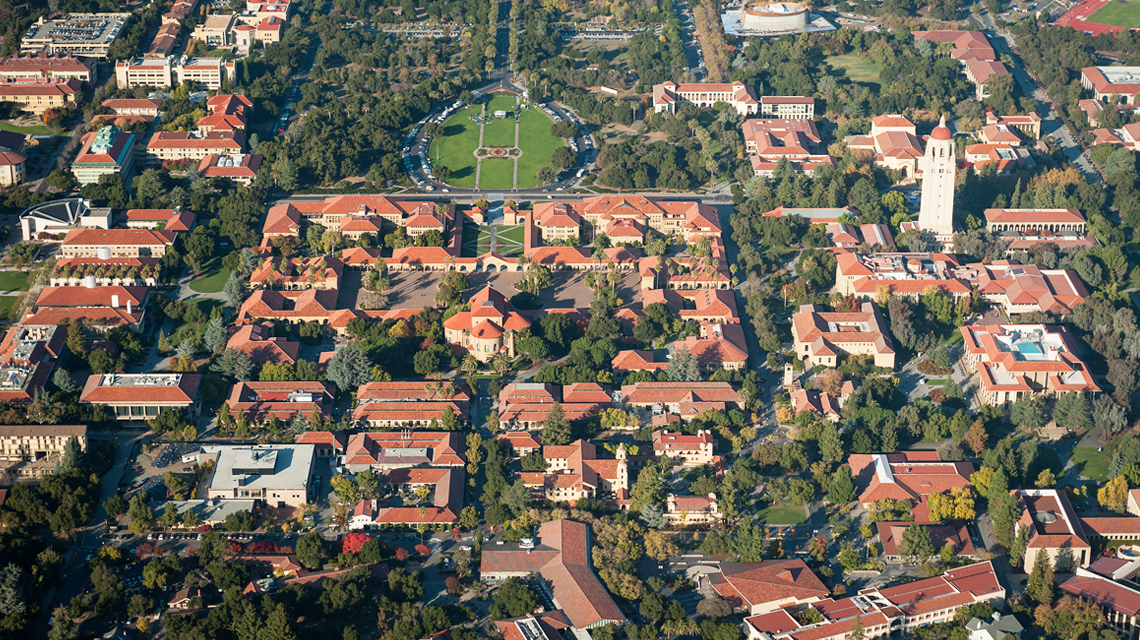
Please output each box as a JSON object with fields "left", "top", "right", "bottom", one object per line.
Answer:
{"left": 415, "top": 544, "right": 431, "bottom": 557}
{"left": 342, "top": 533, "right": 371, "bottom": 556}
{"left": 395, "top": 547, "right": 409, "bottom": 561}
{"left": 446, "top": 576, "right": 462, "bottom": 594}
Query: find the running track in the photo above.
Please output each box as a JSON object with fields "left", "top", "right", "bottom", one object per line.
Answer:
{"left": 1053, "top": 0, "right": 1129, "bottom": 36}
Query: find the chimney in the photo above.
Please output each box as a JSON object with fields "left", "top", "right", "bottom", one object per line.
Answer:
{"left": 127, "top": 300, "right": 132, "bottom": 315}
{"left": 111, "top": 295, "right": 119, "bottom": 308}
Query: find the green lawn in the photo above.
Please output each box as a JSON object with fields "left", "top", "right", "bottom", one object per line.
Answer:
{"left": 0, "top": 271, "right": 32, "bottom": 291}
{"left": 479, "top": 159, "right": 515, "bottom": 190}
{"left": 429, "top": 105, "right": 482, "bottom": 189}
{"left": 482, "top": 95, "right": 518, "bottom": 148}
{"left": 1071, "top": 447, "right": 1111, "bottom": 482}
{"left": 170, "top": 298, "right": 223, "bottom": 347}
{"left": 460, "top": 225, "right": 493, "bottom": 257}
{"left": 0, "top": 121, "right": 51, "bottom": 136}
{"left": 827, "top": 54, "right": 882, "bottom": 89}
{"left": 516, "top": 108, "right": 566, "bottom": 189}
{"left": 205, "top": 48, "right": 233, "bottom": 58}
{"left": 497, "top": 225, "right": 525, "bottom": 245}
{"left": 1089, "top": 0, "right": 1140, "bottom": 27}
{"left": 758, "top": 502, "right": 808, "bottom": 525}
{"left": 0, "top": 296, "right": 18, "bottom": 317}
{"left": 189, "top": 249, "right": 234, "bottom": 294}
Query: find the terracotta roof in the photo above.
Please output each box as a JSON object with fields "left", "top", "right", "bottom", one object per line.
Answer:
{"left": 712, "top": 560, "right": 830, "bottom": 609}
{"left": 35, "top": 285, "right": 146, "bottom": 308}
{"left": 1061, "top": 574, "right": 1140, "bottom": 616}
{"left": 481, "top": 519, "right": 627, "bottom": 629}
{"left": 80, "top": 373, "right": 200, "bottom": 405}
{"left": 62, "top": 228, "right": 175, "bottom": 247}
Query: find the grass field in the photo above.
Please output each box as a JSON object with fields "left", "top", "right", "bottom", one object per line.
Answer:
{"left": 482, "top": 96, "right": 518, "bottom": 148}
{"left": 0, "top": 296, "right": 18, "bottom": 318}
{"left": 497, "top": 225, "right": 525, "bottom": 245}
{"left": 189, "top": 248, "right": 234, "bottom": 294}
{"left": 1089, "top": 0, "right": 1140, "bottom": 28}
{"left": 0, "top": 121, "right": 52, "bottom": 136}
{"left": 429, "top": 105, "right": 481, "bottom": 189}
{"left": 1070, "top": 446, "right": 1111, "bottom": 482}
{"left": 0, "top": 271, "right": 31, "bottom": 291}
{"left": 479, "top": 160, "right": 515, "bottom": 189}
{"left": 171, "top": 298, "right": 223, "bottom": 347}
{"left": 517, "top": 108, "right": 566, "bottom": 189}
{"left": 460, "top": 225, "right": 492, "bottom": 257}
{"left": 758, "top": 502, "right": 808, "bottom": 525}
{"left": 827, "top": 54, "right": 882, "bottom": 88}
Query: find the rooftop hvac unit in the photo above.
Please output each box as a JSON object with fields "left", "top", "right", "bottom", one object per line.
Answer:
{"left": 97, "top": 247, "right": 111, "bottom": 260}
{"left": 83, "top": 275, "right": 96, "bottom": 288}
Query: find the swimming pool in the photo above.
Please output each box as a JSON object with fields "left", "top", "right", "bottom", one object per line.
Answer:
{"left": 1016, "top": 342, "right": 1043, "bottom": 354}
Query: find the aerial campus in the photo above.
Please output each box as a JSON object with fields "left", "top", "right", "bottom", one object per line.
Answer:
{"left": 6, "top": 0, "right": 1140, "bottom": 640}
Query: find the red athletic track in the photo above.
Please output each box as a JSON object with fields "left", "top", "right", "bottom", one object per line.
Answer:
{"left": 1053, "top": 0, "right": 1129, "bottom": 36}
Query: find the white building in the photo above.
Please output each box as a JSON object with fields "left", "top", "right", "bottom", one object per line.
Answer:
{"left": 198, "top": 444, "right": 316, "bottom": 508}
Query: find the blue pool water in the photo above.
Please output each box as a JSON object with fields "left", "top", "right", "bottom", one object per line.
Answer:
{"left": 1016, "top": 343, "right": 1043, "bottom": 354}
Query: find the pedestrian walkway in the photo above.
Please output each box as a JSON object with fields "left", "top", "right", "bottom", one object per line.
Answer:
{"left": 473, "top": 104, "right": 486, "bottom": 189}
{"left": 512, "top": 118, "right": 520, "bottom": 189}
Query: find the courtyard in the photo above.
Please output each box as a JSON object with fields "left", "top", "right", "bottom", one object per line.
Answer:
{"left": 459, "top": 224, "right": 524, "bottom": 257}
{"left": 343, "top": 270, "right": 642, "bottom": 312}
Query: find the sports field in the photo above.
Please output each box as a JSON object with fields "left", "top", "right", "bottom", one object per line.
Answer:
{"left": 1088, "top": 0, "right": 1140, "bottom": 28}
{"left": 827, "top": 54, "right": 882, "bottom": 89}
{"left": 429, "top": 105, "right": 481, "bottom": 188}
{"left": 517, "top": 108, "right": 566, "bottom": 189}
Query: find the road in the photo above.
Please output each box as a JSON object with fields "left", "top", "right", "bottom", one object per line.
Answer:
{"left": 989, "top": 31, "right": 1101, "bottom": 183}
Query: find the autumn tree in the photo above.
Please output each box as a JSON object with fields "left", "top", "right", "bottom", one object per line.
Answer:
{"left": 1099, "top": 475, "right": 1129, "bottom": 513}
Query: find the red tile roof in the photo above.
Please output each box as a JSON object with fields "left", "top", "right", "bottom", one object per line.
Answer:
{"left": 80, "top": 373, "right": 200, "bottom": 405}
{"left": 62, "top": 228, "right": 175, "bottom": 247}
{"left": 481, "top": 519, "right": 627, "bottom": 629}
{"left": 1061, "top": 574, "right": 1140, "bottom": 616}
{"left": 712, "top": 560, "right": 830, "bottom": 609}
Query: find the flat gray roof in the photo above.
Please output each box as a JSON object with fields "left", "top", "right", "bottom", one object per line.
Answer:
{"left": 204, "top": 444, "right": 315, "bottom": 492}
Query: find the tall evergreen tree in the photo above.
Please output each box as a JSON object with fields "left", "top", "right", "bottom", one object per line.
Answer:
{"left": 1026, "top": 551, "right": 1055, "bottom": 605}
{"left": 827, "top": 465, "right": 856, "bottom": 504}
{"left": 542, "top": 403, "right": 571, "bottom": 446}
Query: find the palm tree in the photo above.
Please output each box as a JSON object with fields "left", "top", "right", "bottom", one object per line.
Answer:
{"left": 462, "top": 355, "right": 479, "bottom": 377}
{"left": 491, "top": 353, "right": 510, "bottom": 377}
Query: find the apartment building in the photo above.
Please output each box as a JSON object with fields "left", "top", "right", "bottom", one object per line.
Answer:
{"left": 115, "top": 57, "right": 235, "bottom": 90}
{"left": 0, "top": 424, "right": 87, "bottom": 458}
{"left": 760, "top": 96, "right": 814, "bottom": 119}
{"left": 0, "top": 53, "right": 93, "bottom": 82}
{"left": 960, "top": 323, "right": 1100, "bottom": 404}
{"left": 0, "top": 78, "right": 81, "bottom": 114}
{"left": 146, "top": 131, "right": 244, "bottom": 165}
{"left": 71, "top": 126, "right": 137, "bottom": 186}
{"left": 652, "top": 81, "right": 759, "bottom": 115}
